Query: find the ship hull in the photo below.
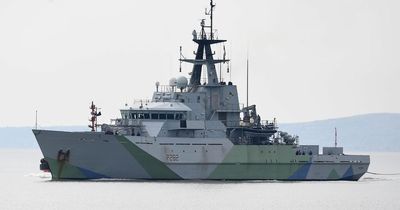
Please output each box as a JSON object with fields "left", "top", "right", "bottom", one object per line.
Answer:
{"left": 33, "top": 130, "right": 369, "bottom": 181}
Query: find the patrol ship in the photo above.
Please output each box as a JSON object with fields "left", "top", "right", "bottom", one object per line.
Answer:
{"left": 33, "top": 0, "right": 369, "bottom": 180}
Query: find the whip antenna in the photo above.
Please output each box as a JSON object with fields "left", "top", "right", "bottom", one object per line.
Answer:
{"left": 35, "top": 110, "right": 38, "bottom": 129}
{"left": 335, "top": 127, "right": 338, "bottom": 147}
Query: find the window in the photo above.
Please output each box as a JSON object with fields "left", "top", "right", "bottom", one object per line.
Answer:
{"left": 167, "top": 113, "right": 174, "bottom": 120}
{"left": 144, "top": 113, "right": 150, "bottom": 119}
{"left": 151, "top": 113, "right": 159, "bottom": 119}
{"left": 175, "top": 113, "right": 183, "bottom": 120}
{"left": 159, "top": 113, "right": 166, "bottom": 119}
{"left": 180, "top": 120, "right": 187, "bottom": 128}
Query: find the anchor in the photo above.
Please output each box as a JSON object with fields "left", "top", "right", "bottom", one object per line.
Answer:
{"left": 56, "top": 149, "right": 70, "bottom": 179}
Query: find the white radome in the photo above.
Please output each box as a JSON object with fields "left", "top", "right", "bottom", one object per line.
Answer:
{"left": 176, "top": 76, "right": 188, "bottom": 89}
{"left": 169, "top": 77, "right": 177, "bottom": 87}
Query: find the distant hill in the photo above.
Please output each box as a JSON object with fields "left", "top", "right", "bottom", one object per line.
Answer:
{"left": 279, "top": 113, "right": 400, "bottom": 152}
{"left": 0, "top": 113, "right": 399, "bottom": 151}
{"left": 0, "top": 126, "right": 87, "bottom": 149}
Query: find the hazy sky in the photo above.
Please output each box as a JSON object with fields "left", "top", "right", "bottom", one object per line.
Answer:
{"left": 0, "top": 0, "right": 399, "bottom": 126}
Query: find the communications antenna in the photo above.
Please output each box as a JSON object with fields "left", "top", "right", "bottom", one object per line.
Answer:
{"left": 35, "top": 110, "right": 38, "bottom": 130}
{"left": 246, "top": 56, "right": 249, "bottom": 107}
{"left": 335, "top": 127, "right": 338, "bottom": 147}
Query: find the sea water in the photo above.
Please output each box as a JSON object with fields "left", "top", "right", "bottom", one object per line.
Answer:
{"left": 0, "top": 149, "right": 399, "bottom": 210}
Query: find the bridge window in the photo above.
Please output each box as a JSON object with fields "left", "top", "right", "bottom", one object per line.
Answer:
{"left": 125, "top": 111, "right": 186, "bottom": 120}
{"left": 121, "top": 111, "right": 127, "bottom": 119}
{"left": 175, "top": 113, "right": 184, "bottom": 120}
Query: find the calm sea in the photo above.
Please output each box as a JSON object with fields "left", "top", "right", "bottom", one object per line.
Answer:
{"left": 0, "top": 149, "right": 399, "bottom": 210}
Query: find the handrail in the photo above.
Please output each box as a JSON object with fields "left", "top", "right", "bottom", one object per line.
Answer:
{"left": 155, "top": 85, "right": 189, "bottom": 93}
{"left": 218, "top": 119, "right": 278, "bottom": 128}
{"left": 192, "top": 31, "right": 219, "bottom": 40}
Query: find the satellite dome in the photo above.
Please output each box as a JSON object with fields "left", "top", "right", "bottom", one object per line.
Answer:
{"left": 176, "top": 76, "right": 188, "bottom": 89}
{"left": 169, "top": 77, "right": 177, "bottom": 87}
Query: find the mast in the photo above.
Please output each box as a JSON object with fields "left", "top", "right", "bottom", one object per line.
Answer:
{"left": 210, "top": 0, "right": 215, "bottom": 40}
{"left": 89, "top": 101, "right": 101, "bottom": 132}
{"left": 179, "top": 0, "right": 229, "bottom": 89}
